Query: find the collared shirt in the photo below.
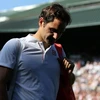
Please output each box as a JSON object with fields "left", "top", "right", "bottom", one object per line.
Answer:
{"left": 0, "top": 34, "right": 66, "bottom": 100}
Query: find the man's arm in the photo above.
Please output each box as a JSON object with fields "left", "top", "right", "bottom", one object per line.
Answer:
{"left": 0, "top": 66, "right": 13, "bottom": 100}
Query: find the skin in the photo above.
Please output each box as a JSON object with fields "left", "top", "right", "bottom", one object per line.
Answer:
{"left": 0, "top": 66, "right": 13, "bottom": 100}
{"left": 34, "top": 17, "right": 74, "bottom": 72}
{"left": 34, "top": 17, "right": 66, "bottom": 49}
{"left": 34, "top": 17, "right": 75, "bottom": 83}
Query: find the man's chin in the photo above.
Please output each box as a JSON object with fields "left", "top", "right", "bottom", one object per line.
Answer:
{"left": 48, "top": 41, "right": 54, "bottom": 45}
{"left": 47, "top": 39, "right": 56, "bottom": 45}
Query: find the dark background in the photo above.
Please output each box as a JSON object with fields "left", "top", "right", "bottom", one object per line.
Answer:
{"left": 0, "top": 25, "right": 100, "bottom": 58}
{"left": 58, "top": 25, "right": 100, "bottom": 57}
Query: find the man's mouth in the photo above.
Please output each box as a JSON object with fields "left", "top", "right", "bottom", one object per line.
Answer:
{"left": 47, "top": 37, "right": 55, "bottom": 44}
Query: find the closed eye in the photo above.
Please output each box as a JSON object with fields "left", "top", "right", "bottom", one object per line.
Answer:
{"left": 49, "top": 28, "right": 65, "bottom": 35}
{"left": 49, "top": 28, "right": 56, "bottom": 33}
{"left": 49, "top": 28, "right": 59, "bottom": 34}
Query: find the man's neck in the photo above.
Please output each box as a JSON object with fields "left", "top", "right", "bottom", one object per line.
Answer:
{"left": 33, "top": 33, "right": 50, "bottom": 50}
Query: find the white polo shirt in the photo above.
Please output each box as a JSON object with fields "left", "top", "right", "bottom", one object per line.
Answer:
{"left": 0, "top": 34, "right": 66, "bottom": 100}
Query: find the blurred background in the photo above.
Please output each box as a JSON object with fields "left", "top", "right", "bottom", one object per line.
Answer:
{"left": 0, "top": 0, "right": 100, "bottom": 99}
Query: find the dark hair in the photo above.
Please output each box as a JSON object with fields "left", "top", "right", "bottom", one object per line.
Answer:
{"left": 39, "top": 3, "right": 71, "bottom": 26}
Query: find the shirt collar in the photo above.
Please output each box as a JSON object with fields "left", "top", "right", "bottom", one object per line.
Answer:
{"left": 25, "top": 34, "right": 54, "bottom": 50}
{"left": 25, "top": 34, "right": 39, "bottom": 43}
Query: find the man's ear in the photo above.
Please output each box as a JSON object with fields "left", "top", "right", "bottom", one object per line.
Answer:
{"left": 39, "top": 17, "right": 44, "bottom": 26}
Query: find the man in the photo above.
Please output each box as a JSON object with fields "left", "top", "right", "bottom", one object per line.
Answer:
{"left": 0, "top": 3, "right": 74, "bottom": 100}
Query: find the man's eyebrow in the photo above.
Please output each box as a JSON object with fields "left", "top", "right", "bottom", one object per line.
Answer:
{"left": 50, "top": 27, "right": 65, "bottom": 34}
{"left": 50, "top": 28, "right": 57, "bottom": 32}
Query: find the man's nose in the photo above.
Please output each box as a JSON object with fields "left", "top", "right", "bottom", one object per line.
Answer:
{"left": 53, "top": 32, "right": 58, "bottom": 39}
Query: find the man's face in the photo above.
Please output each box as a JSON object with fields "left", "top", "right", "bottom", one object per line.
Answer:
{"left": 40, "top": 18, "right": 66, "bottom": 45}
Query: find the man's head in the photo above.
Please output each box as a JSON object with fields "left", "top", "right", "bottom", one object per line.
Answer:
{"left": 36, "top": 3, "right": 71, "bottom": 48}
{"left": 39, "top": 3, "right": 71, "bottom": 26}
